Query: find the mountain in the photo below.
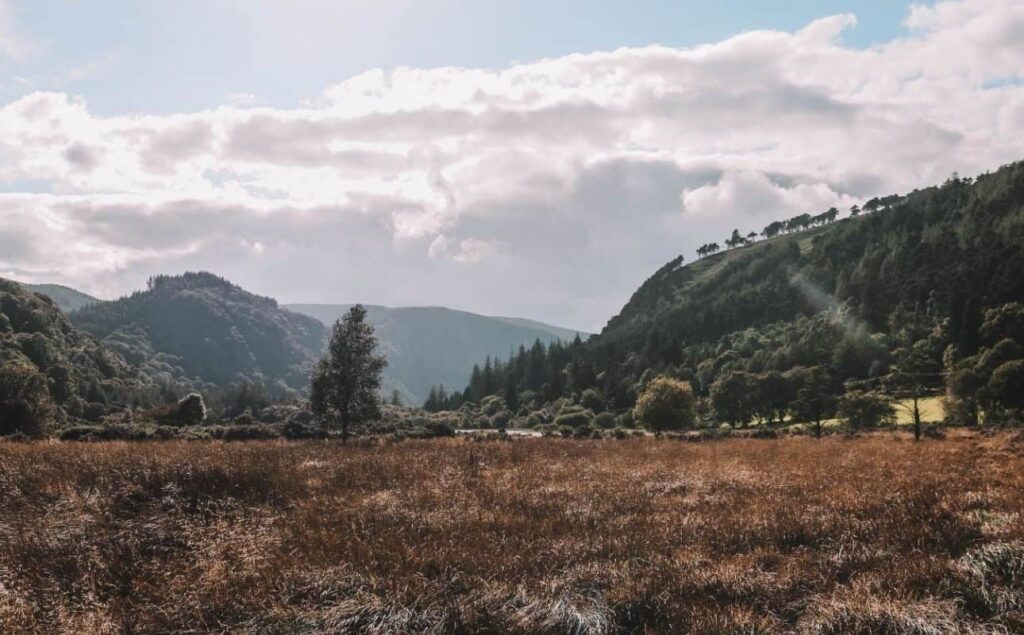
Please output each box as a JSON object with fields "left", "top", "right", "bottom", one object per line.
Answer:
{"left": 0, "top": 278, "right": 169, "bottom": 423}
{"left": 455, "top": 159, "right": 1024, "bottom": 414}
{"left": 286, "top": 304, "right": 586, "bottom": 404}
{"left": 20, "top": 283, "right": 100, "bottom": 313}
{"left": 70, "top": 272, "right": 326, "bottom": 391}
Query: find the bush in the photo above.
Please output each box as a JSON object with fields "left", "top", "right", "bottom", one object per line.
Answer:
{"left": 281, "top": 419, "right": 328, "bottom": 440}
{"left": 175, "top": 393, "right": 207, "bottom": 427}
{"left": 572, "top": 424, "right": 594, "bottom": 439}
{"left": 593, "top": 412, "right": 617, "bottom": 429}
{"left": 0, "top": 362, "right": 54, "bottom": 437}
{"left": 553, "top": 411, "right": 592, "bottom": 429}
{"left": 633, "top": 376, "right": 697, "bottom": 433}
{"left": 579, "top": 389, "right": 606, "bottom": 413}
{"left": 838, "top": 391, "right": 895, "bottom": 431}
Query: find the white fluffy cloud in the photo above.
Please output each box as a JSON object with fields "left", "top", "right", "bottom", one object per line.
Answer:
{"left": 1, "top": 0, "right": 1023, "bottom": 330}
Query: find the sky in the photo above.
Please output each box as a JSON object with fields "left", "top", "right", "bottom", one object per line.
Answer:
{"left": 0, "top": 0, "right": 1022, "bottom": 332}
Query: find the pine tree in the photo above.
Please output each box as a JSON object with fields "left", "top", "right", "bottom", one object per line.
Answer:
{"left": 310, "top": 305, "right": 387, "bottom": 444}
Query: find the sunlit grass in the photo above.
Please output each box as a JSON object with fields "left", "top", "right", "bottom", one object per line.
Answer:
{"left": 1, "top": 434, "right": 1022, "bottom": 632}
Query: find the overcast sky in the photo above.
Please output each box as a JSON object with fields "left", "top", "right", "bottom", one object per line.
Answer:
{"left": 0, "top": 0, "right": 1022, "bottom": 332}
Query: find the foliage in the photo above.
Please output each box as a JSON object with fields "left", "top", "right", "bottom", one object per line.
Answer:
{"left": 633, "top": 376, "right": 696, "bottom": 432}
{"left": 174, "top": 393, "right": 207, "bottom": 426}
{"left": 70, "top": 272, "right": 326, "bottom": 391}
{"left": 446, "top": 162, "right": 1024, "bottom": 432}
{"left": 838, "top": 390, "right": 895, "bottom": 430}
{"left": 0, "top": 362, "right": 54, "bottom": 437}
{"left": 310, "top": 305, "right": 387, "bottom": 442}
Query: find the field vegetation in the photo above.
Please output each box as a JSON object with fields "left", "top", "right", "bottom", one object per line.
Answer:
{"left": 2, "top": 433, "right": 1023, "bottom": 633}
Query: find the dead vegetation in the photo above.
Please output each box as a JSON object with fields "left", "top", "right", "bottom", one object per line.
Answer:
{"left": 1, "top": 434, "right": 1023, "bottom": 633}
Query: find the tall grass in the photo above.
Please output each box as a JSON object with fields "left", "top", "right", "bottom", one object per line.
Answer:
{"left": 1, "top": 434, "right": 1023, "bottom": 633}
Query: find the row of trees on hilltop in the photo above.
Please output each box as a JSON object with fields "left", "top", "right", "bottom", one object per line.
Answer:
{"left": 695, "top": 195, "right": 910, "bottom": 260}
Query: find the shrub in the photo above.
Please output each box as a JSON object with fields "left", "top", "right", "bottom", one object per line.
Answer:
{"left": 553, "top": 411, "right": 592, "bottom": 429}
{"left": 572, "top": 424, "right": 594, "bottom": 439}
{"left": 281, "top": 419, "right": 328, "bottom": 440}
{"left": 175, "top": 393, "right": 207, "bottom": 427}
{"left": 634, "top": 377, "right": 696, "bottom": 433}
{"left": 837, "top": 390, "right": 895, "bottom": 431}
{"left": 579, "top": 389, "right": 606, "bottom": 413}
{"left": 0, "top": 362, "right": 54, "bottom": 437}
{"left": 593, "top": 412, "right": 617, "bottom": 429}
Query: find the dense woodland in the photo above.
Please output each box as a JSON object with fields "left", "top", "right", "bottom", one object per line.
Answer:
{"left": 426, "top": 161, "right": 1024, "bottom": 432}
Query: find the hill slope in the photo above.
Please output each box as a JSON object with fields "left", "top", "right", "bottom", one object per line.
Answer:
{"left": 286, "top": 304, "right": 585, "bottom": 404}
{"left": 454, "top": 159, "right": 1024, "bottom": 413}
{"left": 20, "top": 283, "right": 100, "bottom": 313}
{"left": 71, "top": 273, "right": 326, "bottom": 391}
{"left": 0, "top": 278, "right": 172, "bottom": 423}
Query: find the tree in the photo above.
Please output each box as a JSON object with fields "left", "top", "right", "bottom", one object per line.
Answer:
{"left": 633, "top": 376, "right": 696, "bottom": 433}
{"left": 710, "top": 371, "right": 755, "bottom": 427}
{"left": 888, "top": 340, "right": 940, "bottom": 440}
{"left": 310, "top": 305, "right": 388, "bottom": 444}
{"left": 989, "top": 360, "right": 1024, "bottom": 415}
{"left": 837, "top": 390, "right": 895, "bottom": 431}
{"left": 175, "top": 392, "right": 207, "bottom": 426}
{"left": 0, "top": 363, "right": 54, "bottom": 437}
{"left": 791, "top": 367, "right": 837, "bottom": 438}
{"left": 849, "top": 204, "right": 861, "bottom": 217}
{"left": 504, "top": 371, "right": 520, "bottom": 412}
{"left": 390, "top": 389, "right": 402, "bottom": 407}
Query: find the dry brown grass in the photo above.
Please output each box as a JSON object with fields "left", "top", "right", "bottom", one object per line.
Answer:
{"left": 2, "top": 434, "right": 1024, "bottom": 633}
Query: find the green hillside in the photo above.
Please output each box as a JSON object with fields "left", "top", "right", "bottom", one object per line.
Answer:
{"left": 454, "top": 160, "right": 1024, "bottom": 420}
{"left": 21, "top": 283, "right": 100, "bottom": 313}
{"left": 286, "top": 304, "right": 586, "bottom": 404}
{"left": 0, "top": 278, "right": 180, "bottom": 427}
{"left": 71, "top": 272, "right": 326, "bottom": 392}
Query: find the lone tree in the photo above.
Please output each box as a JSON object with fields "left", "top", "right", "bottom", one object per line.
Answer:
{"left": 310, "top": 305, "right": 388, "bottom": 443}
{"left": 792, "top": 366, "right": 837, "bottom": 438}
{"left": 633, "top": 376, "right": 696, "bottom": 434}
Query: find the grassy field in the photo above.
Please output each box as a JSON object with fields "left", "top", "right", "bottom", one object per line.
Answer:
{"left": 2, "top": 434, "right": 1023, "bottom": 633}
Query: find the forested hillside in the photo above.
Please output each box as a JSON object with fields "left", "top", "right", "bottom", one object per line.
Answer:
{"left": 452, "top": 161, "right": 1024, "bottom": 426}
{"left": 71, "top": 272, "right": 326, "bottom": 392}
{"left": 0, "top": 279, "right": 183, "bottom": 430}
{"left": 21, "top": 283, "right": 100, "bottom": 313}
{"left": 287, "top": 303, "right": 585, "bottom": 403}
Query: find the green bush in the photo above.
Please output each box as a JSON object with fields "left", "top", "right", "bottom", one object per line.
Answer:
{"left": 553, "top": 411, "right": 592, "bottom": 429}
{"left": 593, "top": 412, "right": 617, "bottom": 429}
{"left": 634, "top": 376, "right": 697, "bottom": 433}
{"left": 0, "top": 362, "right": 54, "bottom": 438}
{"left": 837, "top": 390, "right": 895, "bottom": 430}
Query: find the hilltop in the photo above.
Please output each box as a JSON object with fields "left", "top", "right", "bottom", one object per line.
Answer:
{"left": 70, "top": 272, "right": 326, "bottom": 392}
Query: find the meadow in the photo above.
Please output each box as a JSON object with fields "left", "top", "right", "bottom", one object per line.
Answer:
{"left": 2, "top": 433, "right": 1023, "bottom": 633}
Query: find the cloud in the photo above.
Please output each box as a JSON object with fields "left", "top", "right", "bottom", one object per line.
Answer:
{"left": 2, "top": 0, "right": 1024, "bottom": 330}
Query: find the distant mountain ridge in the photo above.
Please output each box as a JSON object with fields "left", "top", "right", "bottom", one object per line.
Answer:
{"left": 286, "top": 304, "right": 587, "bottom": 404}
{"left": 20, "top": 283, "right": 100, "bottom": 313}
